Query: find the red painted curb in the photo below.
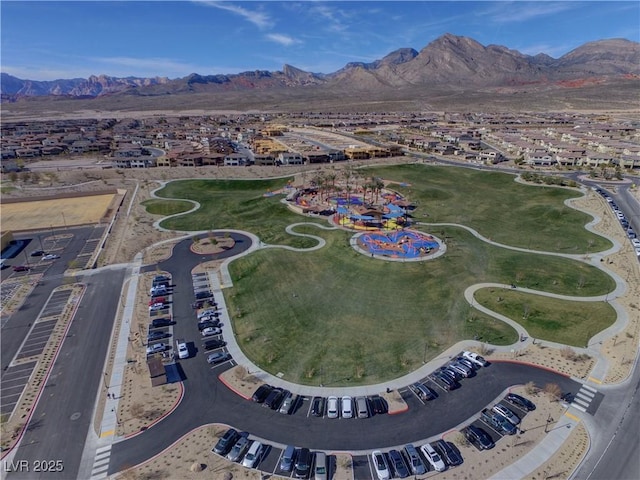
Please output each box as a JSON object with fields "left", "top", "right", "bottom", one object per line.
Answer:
{"left": 489, "top": 359, "right": 571, "bottom": 377}
{"left": 218, "top": 373, "right": 252, "bottom": 401}
{"left": 124, "top": 381, "right": 185, "bottom": 439}
{"left": 388, "top": 405, "right": 409, "bottom": 415}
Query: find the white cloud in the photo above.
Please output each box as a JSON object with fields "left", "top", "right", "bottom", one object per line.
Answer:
{"left": 265, "top": 34, "right": 300, "bottom": 47}
{"left": 482, "top": 1, "right": 578, "bottom": 24}
{"left": 194, "top": 1, "right": 272, "bottom": 29}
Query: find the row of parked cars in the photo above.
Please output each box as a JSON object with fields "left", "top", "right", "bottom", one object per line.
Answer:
{"left": 371, "top": 440, "right": 464, "bottom": 479}
{"left": 251, "top": 383, "right": 389, "bottom": 418}
{"left": 595, "top": 187, "right": 640, "bottom": 257}
{"left": 462, "top": 392, "right": 536, "bottom": 451}
{"left": 192, "top": 288, "right": 233, "bottom": 366}
{"left": 425, "top": 350, "right": 489, "bottom": 393}
{"left": 213, "top": 428, "right": 329, "bottom": 479}
{"left": 146, "top": 275, "right": 175, "bottom": 356}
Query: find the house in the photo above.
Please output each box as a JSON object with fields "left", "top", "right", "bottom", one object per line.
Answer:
{"left": 277, "top": 152, "right": 304, "bottom": 165}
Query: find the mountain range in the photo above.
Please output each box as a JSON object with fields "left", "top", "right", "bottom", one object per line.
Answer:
{"left": 2, "top": 34, "right": 639, "bottom": 109}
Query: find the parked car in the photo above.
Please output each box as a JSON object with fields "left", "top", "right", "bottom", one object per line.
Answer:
{"left": 279, "top": 445, "right": 296, "bottom": 472}
{"left": 420, "top": 443, "right": 447, "bottom": 472}
{"left": 177, "top": 339, "right": 189, "bottom": 359}
{"left": 279, "top": 393, "right": 295, "bottom": 414}
{"left": 356, "top": 396, "right": 369, "bottom": 418}
{"left": 294, "top": 448, "right": 311, "bottom": 478}
{"left": 149, "top": 297, "right": 167, "bottom": 306}
{"left": 327, "top": 396, "right": 339, "bottom": 419}
{"left": 226, "top": 436, "right": 250, "bottom": 462}
{"left": 151, "top": 317, "right": 173, "bottom": 328}
{"left": 506, "top": 393, "right": 536, "bottom": 411}
{"left": 149, "top": 303, "right": 167, "bottom": 312}
{"left": 432, "top": 439, "right": 463, "bottom": 467}
{"left": 198, "top": 308, "right": 218, "bottom": 318}
{"left": 311, "top": 397, "right": 325, "bottom": 417}
{"left": 264, "top": 388, "right": 285, "bottom": 410}
{"left": 388, "top": 449, "right": 410, "bottom": 478}
{"left": 146, "top": 343, "right": 167, "bottom": 354}
{"left": 150, "top": 285, "right": 167, "bottom": 296}
{"left": 12, "top": 265, "right": 30, "bottom": 272}
{"left": 30, "top": 250, "right": 45, "bottom": 257}
{"left": 492, "top": 404, "right": 521, "bottom": 425}
{"left": 252, "top": 385, "right": 273, "bottom": 403}
{"left": 462, "top": 351, "right": 489, "bottom": 367}
{"left": 42, "top": 254, "right": 60, "bottom": 260}
{"left": 449, "top": 362, "right": 473, "bottom": 378}
{"left": 201, "top": 327, "right": 222, "bottom": 337}
{"left": 371, "top": 451, "right": 390, "bottom": 480}
{"left": 207, "top": 351, "right": 230, "bottom": 365}
{"left": 402, "top": 444, "right": 426, "bottom": 475}
{"left": 370, "top": 396, "right": 388, "bottom": 415}
{"left": 241, "top": 441, "right": 263, "bottom": 468}
{"left": 212, "top": 428, "right": 239, "bottom": 455}
{"left": 464, "top": 425, "right": 494, "bottom": 450}
{"left": 481, "top": 408, "right": 517, "bottom": 435}
{"left": 147, "top": 331, "right": 168, "bottom": 342}
{"left": 203, "top": 339, "right": 227, "bottom": 350}
{"left": 314, "top": 451, "right": 327, "bottom": 480}
{"left": 456, "top": 357, "right": 477, "bottom": 371}
{"left": 411, "top": 382, "right": 436, "bottom": 401}
{"left": 341, "top": 395, "right": 353, "bottom": 418}
{"left": 195, "top": 290, "right": 213, "bottom": 300}
{"left": 198, "top": 320, "right": 221, "bottom": 331}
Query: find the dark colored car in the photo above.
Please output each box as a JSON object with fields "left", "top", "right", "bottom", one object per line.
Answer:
{"left": 195, "top": 290, "right": 213, "bottom": 299}
{"left": 151, "top": 317, "right": 174, "bottom": 328}
{"left": 147, "top": 331, "right": 168, "bottom": 341}
{"left": 464, "top": 425, "right": 494, "bottom": 450}
{"left": 12, "top": 265, "right": 30, "bottom": 272}
{"left": 212, "top": 428, "right": 239, "bottom": 455}
{"left": 294, "top": 448, "right": 311, "bottom": 478}
{"left": 263, "top": 388, "right": 284, "bottom": 409}
{"left": 388, "top": 449, "right": 410, "bottom": 478}
{"left": 203, "top": 339, "right": 227, "bottom": 350}
{"left": 506, "top": 393, "right": 536, "bottom": 411}
{"left": 370, "top": 395, "right": 388, "bottom": 415}
{"left": 252, "top": 384, "right": 273, "bottom": 403}
{"left": 311, "top": 396, "right": 325, "bottom": 417}
{"left": 198, "top": 320, "right": 221, "bottom": 331}
{"left": 456, "top": 357, "right": 477, "bottom": 371}
{"left": 433, "top": 440, "right": 463, "bottom": 467}
{"left": 30, "top": 250, "right": 45, "bottom": 257}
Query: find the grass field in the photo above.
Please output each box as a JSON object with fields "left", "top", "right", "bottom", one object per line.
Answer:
{"left": 142, "top": 198, "right": 194, "bottom": 216}
{"left": 152, "top": 165, "right": 617, "bottom": 385}
{"left": 473, "top": 288, "right": 617, "bottom": 347}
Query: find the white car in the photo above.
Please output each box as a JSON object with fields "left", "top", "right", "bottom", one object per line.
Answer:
{"left": 420, "top": 443, "right": 446, "bottom": 472}
{"left": 146, "top": 342, "right": 167, "bottom": 354}
{"left": 341, "top": 395, "right": 353, "bottom": 418}
{"left": 149, "top": 303, "right": 167, "bottom": 311}
{"left": 371, "top": 451, "right": 390, "bottom": 480}
{"left": 241, "top": 440, "right": 262, "bottom": 468}
{"left": 201, "top": 327, "right": 222, "bottom": 337}
{"left": 631, "top": 238, "right": 640, "bottom": 248}
{"left": 492, "top": 404, "right": 521, "bottom": 425}
{"left": 462, "top": 350, "right": 488, "bottom": 367}
{"left": 327, "top": 396, "right": 339, "bottom": 419}
{"left": 42, "top": 254, "right": 60, "bottom": 260}
{"left": 176, "top": 339, "right": 189, "bottom": 359}
{"left": 197, "top": 309, "right": 217, "bottom": 319}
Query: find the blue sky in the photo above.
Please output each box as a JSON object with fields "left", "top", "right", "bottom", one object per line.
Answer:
{"left": 2, "top": 1, "right": 638, "bottom": 80}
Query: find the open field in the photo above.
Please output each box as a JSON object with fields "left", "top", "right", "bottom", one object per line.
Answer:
{"left": 0, "top": 193, "right": 115, "bottom": 231}
{"left": 141, "top": 198, "right": 194, "bottom": 216}
{"left": 474, "top": 288, "right": 617, "bottom": 347}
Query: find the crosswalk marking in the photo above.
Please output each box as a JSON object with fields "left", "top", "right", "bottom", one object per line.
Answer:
{"left": 569, "top": 384, "right": 599, "bottom": 414}
{"left": 90, "top": 445, "right": 111, "bottom": 479}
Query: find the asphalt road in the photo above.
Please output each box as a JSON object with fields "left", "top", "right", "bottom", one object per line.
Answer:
{"left": 108, "top": 232, "right": 584, "bottom": 473}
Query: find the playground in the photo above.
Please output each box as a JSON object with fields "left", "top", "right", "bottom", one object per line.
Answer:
{"left": 355, "top": 229, "right": 443, "bottom": 260}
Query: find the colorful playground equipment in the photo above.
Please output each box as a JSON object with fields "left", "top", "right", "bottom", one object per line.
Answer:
{"left": 358, "top": 230, "right": 440, "bottom": 259}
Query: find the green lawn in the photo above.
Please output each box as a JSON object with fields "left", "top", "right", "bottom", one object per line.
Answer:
{"left": 473, "top": 288, "right": 616, "bottom": 347}
{"left": 142, "top": 198, "right": 194, "bottom": 216}
{"left": 226, "top": 224, "right": 613, "bottom": 385}
{"left": 150, "top": 165, "right": 617, "bottom": 385}
{"left": 363, "top": 164, "right": 612, "bottom": 253}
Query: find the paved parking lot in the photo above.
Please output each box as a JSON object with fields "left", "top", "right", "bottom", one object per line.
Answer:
{"left": 0, "top": 361, "right": 37, "bottom": 417}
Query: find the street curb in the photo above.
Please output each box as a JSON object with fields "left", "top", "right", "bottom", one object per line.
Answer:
{"left": 490, "top": 359, "right": 571, "bottom": 378}
{"left": 218, "top": 373, "right": 252, "bottom": 401}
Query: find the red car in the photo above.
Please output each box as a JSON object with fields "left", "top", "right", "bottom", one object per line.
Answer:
{"left": 13, "top": 265, "right": 30, "bottom": 272}
{"left": 149, "top": 297, "right": 166, "bottom": 306}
